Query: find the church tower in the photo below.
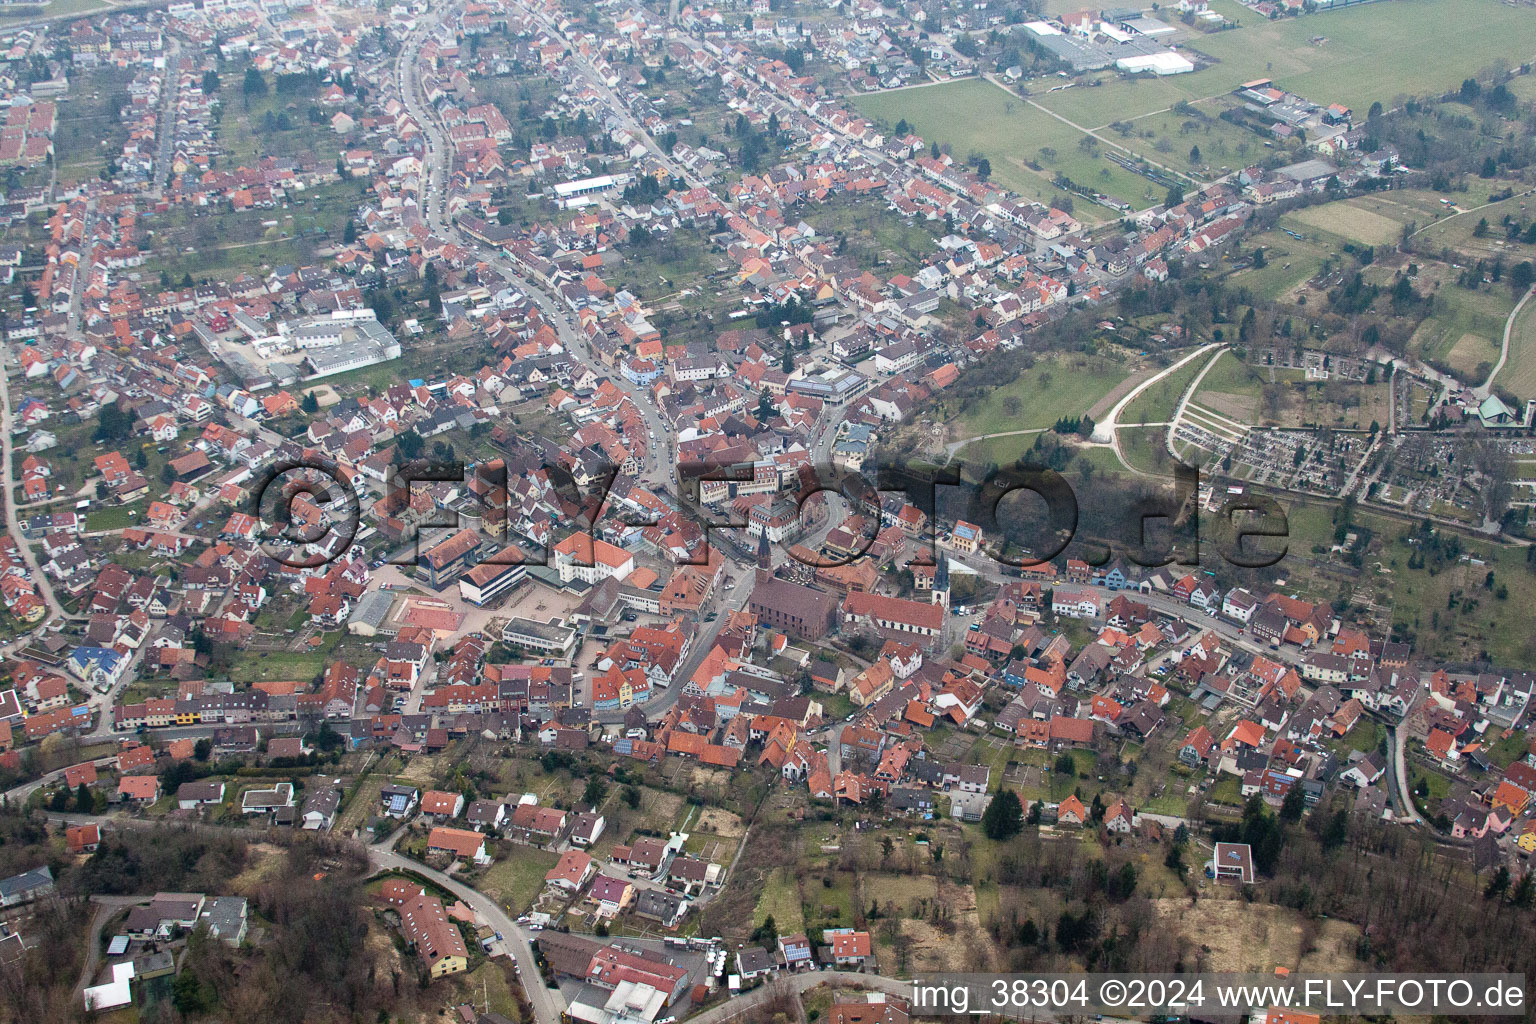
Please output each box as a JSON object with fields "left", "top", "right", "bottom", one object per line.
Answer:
{"left": 756, "top": 530, "right": 773, "bottom": 586}
{"left": 931, "top": 552, "right": 951, "bottom": 610}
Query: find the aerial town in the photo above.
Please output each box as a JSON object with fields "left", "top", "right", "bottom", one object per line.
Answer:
{"left": 0, "top": 0, "right": 1533, "bottom": 1020}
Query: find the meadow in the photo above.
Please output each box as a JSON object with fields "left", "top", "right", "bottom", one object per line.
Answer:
{"left": 854, "top": 79, "right": 1173, "bottom": 214}
{"left": 956, "top": 351, "right": 1135, "bottom": 437}
{"left": 1494, "top": 295, "right": 1536, "bottom": 399}
{"left": 858, "top": 0, "right": 1536, "bottom": 218}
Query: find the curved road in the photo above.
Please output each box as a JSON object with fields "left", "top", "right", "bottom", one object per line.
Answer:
{"left": 1481, "top": 284, "right": 1535, "bottom": 397}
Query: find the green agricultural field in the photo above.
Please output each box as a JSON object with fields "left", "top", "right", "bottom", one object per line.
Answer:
{"left": 1289, "top": 202, "right": 1402, "bottom": 248}
{"left": 956, "top": 351, "right": 1133, "bottom": 438}
{"left": 1021, "top": 0, "right": 1536, "bottom": 131}
{"left": 1408, "top": 279, "right": 1513, "bottom": 381}
{"left": 1334, "top": 189, "right": 1461, "bottom": 236}
{"left": 853, "top": 79, "right": 1171, "bottom": 213}
{"left": 1185, "top": 0, "right": 1536, "bottom": 115}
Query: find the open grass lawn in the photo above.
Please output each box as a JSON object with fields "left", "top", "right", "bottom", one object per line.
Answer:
{"left": 1289, "top": 201, "right": 1402, "bottom": 248}
{"left": 753, "top": 864, "right": 806, "bottom": 934}
{"left": 853, "top": 79, "right": 1167, "bottom": 214}
{"left": 1192, "top": 349, "right": 1265, "bottom": 412}
{"left": 336, "top": 775, "right": 386, "bottom": 833}
{"left": 611, "top": 227, "right": 727, "bottom": 297}
{"left": 1276, "top": 502, "right": 1536, "bottom": 664}
{"left": 216, "top": 74, "right": 346, "bottom": 170}
{"left": 0, "top": 0, "right": 112, "bottom": 19}
{"left": 52, "top": 66, "right": 133, "bottom": 186}
{"left": 1118, "top": 425, "right": 1177, "bottom": 477}
{"left": 1289, "top": 190, "right": 1448, "bottom": 251}
{"left": 140, "top": 178, "right": 367, "bottom": 284}
{"left": 1186, "top": 0, "right": 1536, "bottom": 115}
{"left": 956, "top": 351, "right": 1133, "bottom": 437}
{"left": 1486, "top": 727, "right": 1531, "bottom": 769}
{"left": 1227, "top": 227, "right": 1331, "bottom": 302}
{"left": 225, "top": 646, "right": 336, "bottom": 684}
{"left": 1382, "top": 524, "right": 1536, "bottom": 664}
{"left": 1073, "top": 443, "right": 1135, "bottom": 479}
{"left": 1007, "top": 0, "right": 1536, "bottom": 134}
{"left": 1279, "top": 377, "right": 1391, "bottom": 431}
{"left": 1412, "top": 765, "right": 1453, "bottom": 803}
{"left": 1033, "top": 76, "right": 1207, "bottom": 131}
{"left": 1103, "top": 102, "right": 1260, "bottom": 178}
{"left": 477, "top": 846, "right": 559, "bottom": 914}
{"left": 1121, "top": 349, "right": 1218, "bottom": 426}
{"left": 802, "top": 198, "right": 941, "bottom": 278}
{"left": 953, "top": 430, "right": 1049, "bottom": 468}
{"left": 84, "top": 498, "right": 148, "bottom": 533}
{"left": 801, "top": 871, "right": 858, "bottom": 936}
{"left": 1341, "top": 718, "right": 1386, "bottom": 755}
{"left": 1208, "top": 774, "right": 1244, "bottom": 807}
{"left": 1496, "top": 293, "right": 1536, "bottom": 399}
{"left": 1411, "top": 189, "right": 1536, "bottom": 262}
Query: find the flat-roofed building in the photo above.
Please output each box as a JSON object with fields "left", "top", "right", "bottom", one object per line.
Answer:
{"left": 502, "top": 616, "right": 577, "bottom": 657}
{"left": 458, "top": 559, "right": 526, "bottom": 606}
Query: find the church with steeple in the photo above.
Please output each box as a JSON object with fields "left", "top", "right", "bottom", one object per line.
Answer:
{"left": 930, "top": 552, "right": 950, "bottom": 610}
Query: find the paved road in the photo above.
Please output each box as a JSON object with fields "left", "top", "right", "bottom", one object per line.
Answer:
{"left": 0, "top": 342, "right": 72, "bottom": 626}
{"left": 3, "top": 755, "right": 116, "bottom": 805}
{"left": 1092, "top": 343, "right": 1222, "bottom": 444}
{"left": 1164, "top": 342, "right": 1232, "bottom": 462}
{"left": 367, "top": 844, "right": 565, "bottom": 1024}
{"left": 76, "top": 895, "right": 152, "bottom": 999}
{"left": 1482, "top": 284, "right": 1536, "bottom": 397}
